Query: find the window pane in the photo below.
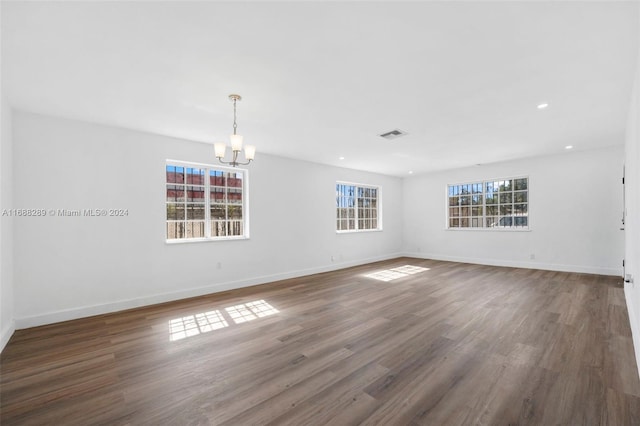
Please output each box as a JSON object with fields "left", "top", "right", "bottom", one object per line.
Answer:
{"left": 186, "top": 168, "right": 205, "bottom": 185}
{"left": 486, "top": 205, "right": 498, "bottom": 215}
{"left": 460, "top": 218, "right": 470, "bottom": 227}
{"left": 226, "top": 172, "right": 243, "bottom": 188}
{"left": 485, "top": 194, "right": 496, "bottom": 205}
{"left": 211, "top": 205, "right": 225, "bottom": 220}
{"left": 514, "top": 191, "right": 528, "bottom": 203}
{"left": 499, "top": 180, "right": 512, "bottom": 191}
{"left": 514, "top": 203, "right": 528, "bottom": 214}
{"left": 210, "top": 170, "right": 225, "bottom": 187}
{"left": 460, "top": 196, "right": 471, "bottom": 206}
{"left": 187, "top": 186, "right": 205, "bottom": 202}
{"left": 211, "top": 187, "right": 226, "bottom": 202}
{"left": 212, "top": 220, "right": 227, "bottom": 237}
{"left": 514, "top": 178, "right": 528, "bottom": 191}
{"left": 167, "top": 204, "right": 185, "bottom": 220}
{"left": 166, "top": 221, "right": 185, "bottom": 239}
{"left": 472, "top": 195, "right": 482, "bottom": 205}
{"left": 228, "top": 188, "right": 242, "bottom": 204}
{"left": 186, "top": 221, "right": 205, "bottom": 238}
{"left": 449, "top": 207, "right": 459, "bottom": 217}
{"left": 228, "top": 220, "right": 243, "bottom": 236}
{"left": 228, "top": 205, "right": 242, "bottom": 219}
{"left": 372, "top": 218, "right": 378, "bottom": 229}
{"left": 166, "top": 185, "right": 185, "bottom": 202}
{"left": 461, "top": 206, "right": 471, "bottom": 216}
{"left": 450, "top": 218, "right": 459, "bottom": 228}
{"left": 500, "top": 205, "right": 513, "bottom": 215}
{"left": 515, "top": 216, "right": 528, "bottom": 227}
{"left": 498, "top": 216, "right": 513, "bottom": 227}
{"left": 472, "top": 207, "right": 482, "bottom": 216}
{"left": 186, "top": 204, "right": 205, "bottom": 220}
{"left": 486, "top": 216, "right": 498, "bottom": 227}
{"left": 449, "top": 197, "right": 459, "bottom": 207}
{"left": 166, "top": 166, "right": 185, "bottom": 184}
{"left": 472, "top": 217, "right": 481, "bottom": 227}
{"left": 499, "top": 193, "right": 512, "bottom": 204}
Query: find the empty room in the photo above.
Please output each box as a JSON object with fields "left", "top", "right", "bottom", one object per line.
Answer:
{"left": 1, "top": 1, "right": 640, "bottom": 424}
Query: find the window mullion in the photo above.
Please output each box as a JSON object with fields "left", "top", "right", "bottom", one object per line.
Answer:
{"left": 205, "top": 168, "right": 211, "bottom": 238}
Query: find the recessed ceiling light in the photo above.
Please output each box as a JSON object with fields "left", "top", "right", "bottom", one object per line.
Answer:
{"left": 408, "top": 171, "right": 414, "bottom": 174}
{"left": 565, "top": 145, "right": 573, "bottom": 150}
{"left": 339, "top": 156, "right": 345, "bottom": 160}
{"left": 537, "top": 103, "right": 549, "bottom": 109}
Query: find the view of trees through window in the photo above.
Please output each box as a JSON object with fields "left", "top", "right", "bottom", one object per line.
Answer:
{"left": 336, "top": 183, "right": 380, "bottom": 232}
{"left": 448, "top": 177, "right": 528, "bottom": 229}
{"left": 166, "top": 164, "right": 246, "bottom": 240}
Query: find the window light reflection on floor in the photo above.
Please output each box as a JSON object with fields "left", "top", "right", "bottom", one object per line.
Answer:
{"left": 169, "top": 300, "right": 280, "bottom": 341}
{"left": 169, "top": 310, "right": 228, "bottom": 341}
{"left": 365, "top": 265, "right": 430, "bottom": 282}
{"left": 226, "top": 299, "right": 280, "bottom": 323}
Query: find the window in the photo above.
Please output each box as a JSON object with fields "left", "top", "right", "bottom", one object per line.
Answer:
{"left": 336, "top": 182, "right": 381, "bottom": 232}
{"left": 447, "top": 177, "right": 528, "bottom": 230}
{"left": 166, "top": 162, "right": 248, "bottom": 241}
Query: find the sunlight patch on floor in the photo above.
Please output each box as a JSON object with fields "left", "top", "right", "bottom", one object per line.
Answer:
{"left": 365, "top": 265, "right": 430, "bottom": 282}
{"left": 169, "top": 310, "right": 228, "bottom": 341}
{"left": 169, "top": 300, "right": 280, "bottom": 341}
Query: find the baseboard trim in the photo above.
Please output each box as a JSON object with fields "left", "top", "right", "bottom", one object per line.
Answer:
{"left": 1, "top": 319, "right": 15, "bottom": 353}
{"left": 625, "top": 283, "right": 640, "bottom": 380}
{"left": 402, "top": 252, "right": 622, "bottom": 277}
{"left": 14, "top": 253, "right": 403, "bottom": 330}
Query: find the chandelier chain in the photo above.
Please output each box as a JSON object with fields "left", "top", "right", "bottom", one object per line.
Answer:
{"left": 232, "top": 98, "right": 238, "bottom": 135}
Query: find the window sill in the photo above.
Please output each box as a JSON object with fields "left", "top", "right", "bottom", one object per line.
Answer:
{"left": 445, "top": 227, "right": 531, "bottom": 232}
{"left": 336, "top": 229, "right": 383, "bottom": 234}
{"left": 166, "top": 236, "right": 250, "bottom": 244}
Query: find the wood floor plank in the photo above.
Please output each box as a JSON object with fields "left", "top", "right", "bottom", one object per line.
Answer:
{"left": 2, "top": 257, "right": 639, "bottom": 424}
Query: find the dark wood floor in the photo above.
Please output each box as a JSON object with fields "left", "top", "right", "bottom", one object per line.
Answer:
{"left": 1, "top": 258, "right": 640, "bottom": 425}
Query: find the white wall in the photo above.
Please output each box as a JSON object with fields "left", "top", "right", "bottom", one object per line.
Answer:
{"left": 624, "top": 24, "right": 640, "bottom": 377}
{"left": 0, "top": 97, "right": 15, "bottom": 351}
{"left": 403, "top": 147, "right": 624, "bottom": 276}
{"left": 4, "top": 108, "right": 632, "bottom": 340}
{"left": 11, "top": 112, "right": 403, "bottom": 328}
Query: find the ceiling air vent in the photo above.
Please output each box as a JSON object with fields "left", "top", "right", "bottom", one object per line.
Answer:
{"left": 379, "top": 129, "right": 408, "bottom": 140}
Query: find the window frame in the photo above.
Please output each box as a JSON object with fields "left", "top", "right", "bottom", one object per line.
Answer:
{"left": 336, "top": 181, "right": 383, "bottom": 233}
{"left": 166, "top": 160, "right": 250, "bottom": 243}
{"left": 445, "top": 176, "right": 530, "bottom": 232}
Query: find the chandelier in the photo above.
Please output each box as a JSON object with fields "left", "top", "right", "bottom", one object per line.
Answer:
{"left": 214, "top": 94, "right": 256, "bottom": 167}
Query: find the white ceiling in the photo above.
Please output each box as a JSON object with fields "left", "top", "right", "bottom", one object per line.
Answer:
{"left": 2, "top": 1, "right": 638, "bottom": 177}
